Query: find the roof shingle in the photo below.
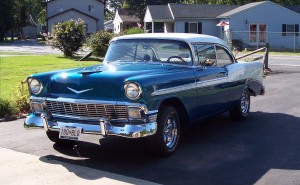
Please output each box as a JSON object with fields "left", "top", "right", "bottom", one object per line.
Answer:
{"left": 169, "top": 3, "right": 239, "bottom": 19}
{"left": 217, "top": 1, "right": 265, "bottom": 18}
{"left": 118, "top": 9, "right": 140, "bottom": 22}
{"left": 147, "top": 5, "right": 173, "bottom": 20}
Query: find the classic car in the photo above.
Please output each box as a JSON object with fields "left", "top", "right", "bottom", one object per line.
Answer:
{"left": 24, "top": 33, "right": 264, "bottom": 156}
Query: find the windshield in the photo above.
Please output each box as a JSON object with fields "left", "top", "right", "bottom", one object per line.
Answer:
{"left": 104, "top": 39, "right": 193, "bottom": 65}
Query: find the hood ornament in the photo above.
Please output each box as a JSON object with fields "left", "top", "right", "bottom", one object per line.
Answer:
{"left": 67, "top": 87, "right": 94, "bottom": 94}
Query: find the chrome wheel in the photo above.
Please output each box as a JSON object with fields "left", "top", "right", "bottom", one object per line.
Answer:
{"left": 146, "top": 105, "right": 181, "bottom": 157}
{"left": 241, "top": 90, "right": 250, "bottom": 115}
{"left": 230, "top": 89, "right": 251, "bottom": 120}
{"left": 163, "top": 113, "right": 178, "bottom": 149}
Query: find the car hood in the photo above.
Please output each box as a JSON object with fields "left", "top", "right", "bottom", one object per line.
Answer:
{"left": 39, "top": 62, "right": 189, "bottom": 101}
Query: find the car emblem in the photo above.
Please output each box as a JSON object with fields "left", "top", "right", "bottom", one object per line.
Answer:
{"left": 67, "top": 87, "right": 94, "bottom": 94}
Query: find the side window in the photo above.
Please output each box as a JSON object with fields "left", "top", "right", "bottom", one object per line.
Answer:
{"left": 193, "top": 44, "right": 217, "bottom": 67}
{"left": 215, "top": 46, "right": 234, "bottom": 67}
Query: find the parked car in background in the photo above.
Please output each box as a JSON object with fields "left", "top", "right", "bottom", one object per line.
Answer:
{"left": 24, "top": 33, "right": 265, "bottom": 157}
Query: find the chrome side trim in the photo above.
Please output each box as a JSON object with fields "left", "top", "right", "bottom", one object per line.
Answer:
{"left": 151, "top": 77, "right": 228, "bottom": 96}
{"left": 151, "top": 82, "right": 197, "bottom": 96}
{"left": 196, "top": 77, "right": 228, "bottom": 88}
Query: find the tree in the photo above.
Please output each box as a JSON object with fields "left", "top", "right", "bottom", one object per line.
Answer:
{"left": 0, "top": 0, "right": 13, "bottom": 41}
{"left": 108, "top": 0, "right": 125, "bottom": 11}
{"left": 122, "top": 0, "right": 183, "bottom": 21}
{"left": 0, "top": 0, "right": 44, "bottom": 40}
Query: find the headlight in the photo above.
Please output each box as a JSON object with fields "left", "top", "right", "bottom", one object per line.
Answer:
{"left": 28, "top": 78, "right": 43, "bottom": 95}
{"left": 124, "top": 82, "right": 142, "bottom": 100}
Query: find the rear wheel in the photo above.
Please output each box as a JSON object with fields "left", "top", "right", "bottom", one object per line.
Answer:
{"left": 147, "top": 105, "right": 180, "bottom": 157}
{"left": 230, "top": 89, "right": 250, "bottom": 120}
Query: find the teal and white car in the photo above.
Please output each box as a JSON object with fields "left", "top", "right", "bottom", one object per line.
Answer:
{"left": 25, "top": 33, "right": 264, "bottom": 156}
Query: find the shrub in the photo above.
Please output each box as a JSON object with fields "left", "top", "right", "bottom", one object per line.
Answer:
{"left": 87, "top": 30, "right": 113, "bottom": 57}
{"left": 0, "top": 81, "right": 30, "bottom": 118}
{"left": 10, "top": 80, "right": 30, "bottom": 114}
{"left": 126, "top": 27, "right": 144, "bottom": 35}
{"left": 0, "top": 98, "right": 17, "bottom": 118}
{"left": 48, "top": 19, "right": 86, "bottom": 57}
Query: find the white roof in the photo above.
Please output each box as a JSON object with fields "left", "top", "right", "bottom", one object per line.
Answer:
{"left": 112, "top": 33, "right": 230, "bottom": 49}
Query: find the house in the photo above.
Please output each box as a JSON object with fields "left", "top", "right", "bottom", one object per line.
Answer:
{"left": 104, "top": 20, "right": 114, "bottom": 32}
{"left": 218, "top": 1, "right": 300, "bottom": 50}
{"left": 144, "top": 4, "right": 238, "bottom": 34}
{"left": 46, "top": 0, "right": 104, "bottom": 34}
{"left": 113, "top": 9, "right": 140, "bottom": 33}
{"left": 144, "top": 1, "right": 300, "bottom": 50}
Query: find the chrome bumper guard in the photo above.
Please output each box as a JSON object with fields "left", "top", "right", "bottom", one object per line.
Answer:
{"left": 25, "top": 113, "right": 157, "bottom": 138}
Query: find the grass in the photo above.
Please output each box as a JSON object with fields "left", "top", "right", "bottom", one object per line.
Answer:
{"left": 0, "top": 55, "right": 100, "bottom": 99}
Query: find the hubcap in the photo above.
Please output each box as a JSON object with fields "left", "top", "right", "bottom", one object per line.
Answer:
{"left": 241, "top": 91, "right": 250, "bottom": 115}
{"left": 163, "top": 113, "right": 178, "bottom": 149}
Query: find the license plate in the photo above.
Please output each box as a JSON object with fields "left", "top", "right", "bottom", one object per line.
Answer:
{"left": 59, "top": 126, "right": 82, "bottom": 140}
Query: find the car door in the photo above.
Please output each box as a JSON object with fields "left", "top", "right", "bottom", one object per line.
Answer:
{"left": 215, "top": 45, "right": 243, "bottom": 108}
{"left": 192, "top": 44, "right": 230, "bottom": 120}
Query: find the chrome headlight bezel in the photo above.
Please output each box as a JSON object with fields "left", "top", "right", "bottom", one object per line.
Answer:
{"left": 124, "top": 82, "right": 142, "bottom": 100}
{"left": 27, "top": 77, "right": 43, "bottom": 95}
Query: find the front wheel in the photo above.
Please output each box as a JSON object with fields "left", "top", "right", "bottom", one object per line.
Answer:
{"left": 230, "top": 89, "right": 250, "bottom": 120}
{"left": 146, "top": 105, "right": 180, "bottom": 157}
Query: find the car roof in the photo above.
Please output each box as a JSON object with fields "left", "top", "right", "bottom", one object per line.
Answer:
{"left": 112, "top": 33, "right": 230, "bottom": 49}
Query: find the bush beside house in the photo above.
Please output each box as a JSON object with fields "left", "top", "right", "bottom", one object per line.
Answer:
{"left": 48, "top": 19, "right": 86, "bottom": 57}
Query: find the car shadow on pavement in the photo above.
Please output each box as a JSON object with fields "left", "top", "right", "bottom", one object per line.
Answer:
{"left": 39, "top": 111, "right": 300, "bottom": 185}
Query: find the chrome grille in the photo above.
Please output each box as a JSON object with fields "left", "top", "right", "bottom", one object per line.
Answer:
{"left": 45, "top": 100, "right": 128, "bottom": 120}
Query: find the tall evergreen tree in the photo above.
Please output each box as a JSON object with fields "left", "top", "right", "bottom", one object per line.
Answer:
{"left": 0, "top": 0, "right": 13, "bottom": 41}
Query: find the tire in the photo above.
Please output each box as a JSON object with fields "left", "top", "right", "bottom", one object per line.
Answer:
{"left": 230, "top": 89, "right": 251, "bottom": 120}
{"left": 147, "top": 105, "right": 181, "bottom": 157}
{"left": 46, "top": 130, "right": 75, "bottom": 145}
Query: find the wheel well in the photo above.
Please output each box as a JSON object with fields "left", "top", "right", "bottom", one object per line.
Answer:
{"left": 247, "top": 87, "right": 256, "bottom": 96}
{"left": 159, "top": 98, "right": 190, "bottom": 126}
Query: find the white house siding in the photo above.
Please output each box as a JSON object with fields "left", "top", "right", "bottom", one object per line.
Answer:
{"left": 175, "top": 19, "right": 219, "bottom": 37}
{"left": 113, "top": 11, "right": 122, "bottom": 33}
{"left": 228, "top": 2, "right": 300, "bottom": 49}
{"left": 47, "top": 0, "right": 104, "bottom": 32}
{"left": 48, "top": 10, "right": 97, "bottom": 33}
{"left": 144, "top": 8, "right": 152, "bottom": 23}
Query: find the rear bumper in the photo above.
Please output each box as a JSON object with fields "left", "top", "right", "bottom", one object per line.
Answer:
{"left": 24, "top": 113, "right": 157, "bottom": 138}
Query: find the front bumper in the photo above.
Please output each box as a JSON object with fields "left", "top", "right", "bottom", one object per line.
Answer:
{"left": 24, "top": 113, "right": 157, "bottom": 138}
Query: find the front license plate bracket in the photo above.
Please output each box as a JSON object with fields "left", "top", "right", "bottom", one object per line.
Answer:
{"left": 59, "top": 126, "right": 82, "bottom": 140}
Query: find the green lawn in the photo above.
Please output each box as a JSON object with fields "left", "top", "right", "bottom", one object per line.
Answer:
{"left": 0, "top": 55, "right": 100, "bottom": 99}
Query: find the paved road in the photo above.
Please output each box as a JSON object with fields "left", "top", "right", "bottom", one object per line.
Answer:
{"left": 0, "top": 40, "right": 89, "bottom": 55}
{"left": 1, "top": 68, "right": 300, "bottom": 185}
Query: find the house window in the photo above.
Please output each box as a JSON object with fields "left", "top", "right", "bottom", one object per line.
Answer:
{"left": 185, "top": 22, "right": 202, "bottom": 34}
{"left": 249, "top": 24, "right": 267, "bottom": 43}
{"left": 189, "top": 23, "right": 198, "bottom": 34}
{"left": 88, "top": 5, "right": 95, "bottom": 12}
{"left": 282, "top": 24, "right": 299, "bottom": 36}
{"left": 249, "top": 24, "right": 257, "bottom": 43}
